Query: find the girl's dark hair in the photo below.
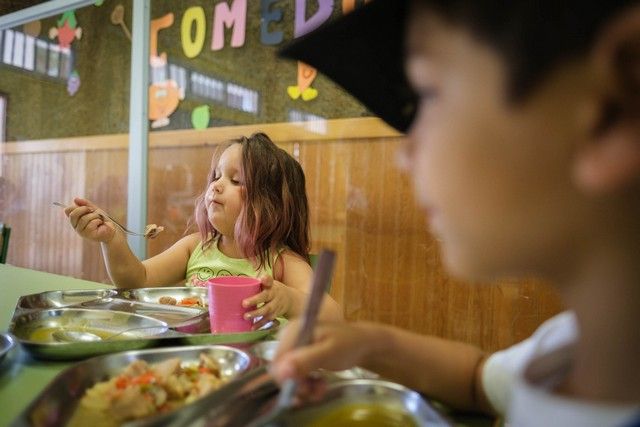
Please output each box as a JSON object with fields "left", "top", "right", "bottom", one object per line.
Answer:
{"left": 193, "top": 132, "right": 310, "bottom": 271}
{"left": 418, "top": 0, "right": 636, "bottom": 101}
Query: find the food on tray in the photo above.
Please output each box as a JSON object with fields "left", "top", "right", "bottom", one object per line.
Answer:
{"left": 158, "top": 296, "right": 177, "bottom": 305}
{"left": 68, "top": 353, "right": 225, "bottom": 426}
{"left": 158, "top": 296, "right": 204, "bottom": 308}
{"left": 177, "top": 296, "right": 204, "bottom": 307}
{"left": 144, "top": 224, "right": 165, "bottom": 239}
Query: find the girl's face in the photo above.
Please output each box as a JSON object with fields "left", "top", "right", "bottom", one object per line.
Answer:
{"left": 206, "top": 143, "right": 245, "bottom": 237}
{"left": 399, "top": 4, "right": 593, "bottom": 281}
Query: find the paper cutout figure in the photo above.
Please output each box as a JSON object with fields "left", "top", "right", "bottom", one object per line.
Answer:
{"left": 110, "top": 5, "right": 131, "bottom": 41}
{"left": 191, "top": 105, "right": 210, "bottom": 130}
{"left": 23, "top": 20, "right": 41, "bottom": 37}
{"left": 149, "top": 81, "right": 184, "bottom": 128}
{"left": 150, "top": 13, "right": 173, "bottom": 67}
{"left": 148, "top": 13, "right": 184, "bottom": 128}
{"left": 67, "top": 70, "right": 80, "bottom": 96}
{"left": 49, "top": 11, "right": 82, "bottom": 49}
{"left": 287, "top": 61, "right": 318, "bottom": 101}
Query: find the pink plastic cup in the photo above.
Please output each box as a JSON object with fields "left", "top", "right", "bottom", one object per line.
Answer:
{"left": 207, "top": 276, "right": 261, "bottom": 333}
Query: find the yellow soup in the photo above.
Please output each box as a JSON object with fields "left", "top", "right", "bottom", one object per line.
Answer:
{"left": 306, "top": 402, "right": 418, "bottom": 427}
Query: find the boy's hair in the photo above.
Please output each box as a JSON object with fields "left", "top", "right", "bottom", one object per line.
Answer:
{"left": 419, "top": 0, "right": 637, "bottom": 101}
{"left": 193, "top": 132, "right": 310, "bottom": 271}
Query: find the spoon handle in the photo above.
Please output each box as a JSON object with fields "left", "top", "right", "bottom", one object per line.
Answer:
{"left": 245, "top": 249, "right": 336, "bottom": 427}
{"left": 52, "top": 201, "right": 145, "bottom": 237}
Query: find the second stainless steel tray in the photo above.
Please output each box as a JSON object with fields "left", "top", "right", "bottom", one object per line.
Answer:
{"left": 11, "top": 344, "right": 257, "bottom": 427}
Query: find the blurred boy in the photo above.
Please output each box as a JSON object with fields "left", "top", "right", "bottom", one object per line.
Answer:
{"left": 272, "top": 1, "right": 640, "bottom": 425}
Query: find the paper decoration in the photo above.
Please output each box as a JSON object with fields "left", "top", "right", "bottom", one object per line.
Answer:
{"left": 149, "top": 81, "right": 184, "bottom": 128}
{"left": 191, "top": 105, "right": 210, "bottom": 129}
{"left": 150, "top": 13, "right": 173, "bottom": 66}
{"left": 67, "top": 70, "right": 80, "bottom": 95}
{"left": 181, "top": 6, "right": 206, "bottom": 58}
{"left": 287, "top": 61, "right": 318, "bottom": 101}
{"left": 49, "top": 11, "right": 82, "bottom": 49}
{"left": 342, "top": 0, "right": 372, "bottom": 14}
{"left": 110, "top": 5, "right": 131, "bottom": 41}
{"left": 23, "top": 20, "right": 41, "bottom": 37}
{"left": 294, "top": 0, "right": 331, "bottom": 38}
{"left": 211, "top": 0, "right": 247, "bottom": 50}
{"left": 148, "top": 13, "right": 184, "bottom": 128}
{"left": 260, "top": 0, "right": 284, "bottom": 45}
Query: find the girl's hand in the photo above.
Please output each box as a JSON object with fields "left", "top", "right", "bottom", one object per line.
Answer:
{"left": 270, "top": 320, "right": 378, "bottom": 383}
{"left": 242, "top": 275, "right": 293, "bottom": 329}
{"left": 63, "top": 197, "right": 116, "bottom": 243}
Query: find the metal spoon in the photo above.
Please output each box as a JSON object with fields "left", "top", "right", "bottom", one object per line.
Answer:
{"left": 52, "top": 325, "right": 166, "bottom": 343}
{"left": 52, "top": 330, "right": 102, "bottom": 342}
{"left": 52, "top": 201, "right": 159, "bottom": 238}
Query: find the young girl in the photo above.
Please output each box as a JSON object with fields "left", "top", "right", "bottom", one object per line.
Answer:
{"left": 63, "top": 132, "right": 342, "bottom": 327}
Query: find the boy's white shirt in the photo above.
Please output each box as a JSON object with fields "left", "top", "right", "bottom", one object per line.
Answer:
{"left": 482, "top": 311, "right": 639, "bottom": 426}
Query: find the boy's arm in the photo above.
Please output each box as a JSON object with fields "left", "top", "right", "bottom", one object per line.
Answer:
{"left": 365, "top": 323, "right": 494, "bottom": 413}
{"left": 273, "top": 321, "right": 495, "bottom": 414}
{"left": 101, "top": 232, "right": 199, "bottom": 288}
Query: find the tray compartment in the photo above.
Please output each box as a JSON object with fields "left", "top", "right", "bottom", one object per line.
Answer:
{"left": 12, "top": 345, "right": 255, "bottom": 427}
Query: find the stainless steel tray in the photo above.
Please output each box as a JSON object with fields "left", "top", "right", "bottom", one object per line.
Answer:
{"left": 16, "top": 288, "right": 207, "bottom": 327}
{"left": 119, "top": 287, "right": 207, "bottom": 307}
{"left": 11, "top": 344, "right": 256, "bottom": 427}
{"left": 280, "top": 379, "right": 451, "bottom": 426}
{"left": 10, "top": 311, "right": 279, "bottom": 361}
{"left": 10, "top": 308, "right": 169, "bottom": 360}
{"left": 11, "top": 288, "right": 280, "bottom": 360}
{"left": 17, "top": 289, "right": 117, "bottom": 309}
{"left": 155, "top": 374, "right": 450, "bottom": 426}
{"left": 250, "top": 340, "right": 378, "bottom": 380}
{"left": 0, "top": 332, "right": 16, "bottom": 363}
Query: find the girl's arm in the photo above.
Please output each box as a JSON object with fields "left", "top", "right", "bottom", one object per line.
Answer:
{"left": 276, "top": 250, "right": 343, "bottom": 321}
{"left": 103, "top": 232, "right": 199, "bottom": 288}
{"left": 244, "top": 250, "right": 343, "bottom": 326}
{"left": 272, "top": 320, "right": 494, "bottom": 414}
{"left": 65, "top": 197, "right": 198, "bottom": 288}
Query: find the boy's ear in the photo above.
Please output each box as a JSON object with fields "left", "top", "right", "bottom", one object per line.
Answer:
{"left": 575, "top": 5, "right": 640, "bottom": 194}
{"left": 573, "top": 126, "right": 640, "bottom": 194}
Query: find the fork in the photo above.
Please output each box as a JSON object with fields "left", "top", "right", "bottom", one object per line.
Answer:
{"left": 52, "top": 201, "right": 147, "bottom": 237}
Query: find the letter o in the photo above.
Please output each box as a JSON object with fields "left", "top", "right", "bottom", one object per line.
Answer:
{"left": 181, "top": 6, "right": 206, "bottom": 58}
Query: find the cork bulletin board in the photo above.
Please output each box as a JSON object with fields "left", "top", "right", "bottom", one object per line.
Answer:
{"left": 0, "top": 0, "right": 372, "bottom": 141}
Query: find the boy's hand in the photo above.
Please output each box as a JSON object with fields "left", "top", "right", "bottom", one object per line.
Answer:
{"left": 242, "top": 275, "right": 293, "bottom": 329}
{"left": 63, "top": 197, "right": 116, "bottom": 243}
{"left": 270, "top": 320, "right": 375, "bottom": 383}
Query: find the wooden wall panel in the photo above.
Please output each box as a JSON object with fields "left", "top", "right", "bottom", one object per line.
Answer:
{"left": 1, "top": 121, "right": 564, "bottom": 352}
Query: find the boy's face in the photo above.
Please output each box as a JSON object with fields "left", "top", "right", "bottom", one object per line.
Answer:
{"left": 400, "top": 3, "right": 594, "bottom": 281}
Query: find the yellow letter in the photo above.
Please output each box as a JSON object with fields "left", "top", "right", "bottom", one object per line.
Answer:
{"left": 181, "top": 6, "right": 206, "bottom": 58}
